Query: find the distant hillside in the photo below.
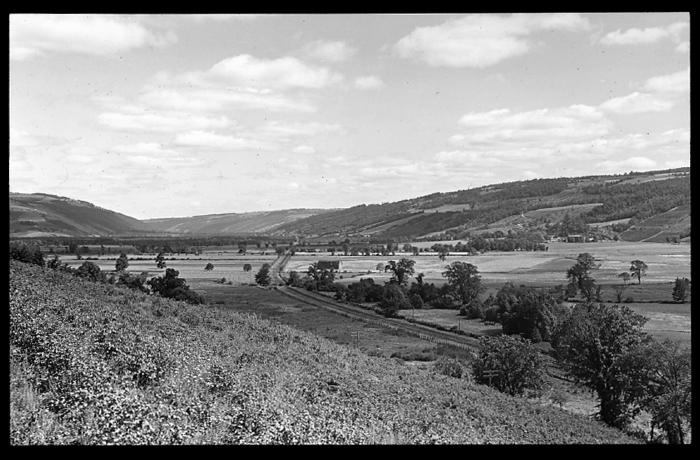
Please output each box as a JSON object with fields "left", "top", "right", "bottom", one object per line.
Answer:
{"left": 620, "top": 204, "right": 691, "bottom": 243}
{"left": 10, "top": 193, "right": 148, "bottom": 237}
{"left": 10, "top": 260, "right": 635, "bottom": 444}
{"left": 273, "top": 168, "right": 690, "bottom": 240}
{"left": 142, "top": 209, "right": 333, "bottom": 235}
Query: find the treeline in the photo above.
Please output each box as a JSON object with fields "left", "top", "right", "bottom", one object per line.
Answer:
{"left": 9, "top": 242, "right": 204, "bottom": 305}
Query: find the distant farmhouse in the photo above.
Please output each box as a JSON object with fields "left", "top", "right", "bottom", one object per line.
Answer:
{"left": 566, "top": 234, "right": 585, "bottom": 243}
{"left": 316, "top": 260, "right": 342, "bottom": 271}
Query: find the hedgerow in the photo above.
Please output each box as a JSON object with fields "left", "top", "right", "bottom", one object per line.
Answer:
{"left": 10, "top": 260, "right": 636, "bottom": 445}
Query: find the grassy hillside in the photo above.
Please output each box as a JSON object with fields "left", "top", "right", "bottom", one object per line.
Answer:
{"left": 10, "top": 193, "right": 147, "bottom": 237}
{"left": 274, "top": 168, "right": 690, "bottom": 240}
{"left": 619, "top": 204, "right": 691, "bottom": 243}
{"left": 142, "top": 208, "right": 332, "bottom": 235}
{"left": 9, "top": 260, "right": 636, "bottom": 444}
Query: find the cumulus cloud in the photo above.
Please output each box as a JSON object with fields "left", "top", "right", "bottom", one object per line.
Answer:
{"left": 292, "top": 145, "right": 316, "bottom": 154}
{"left": 394, "top": 13, "right": 590, "bottom": 68}
{"left": 10, "top": 14, "right": 176, "bottom": 60}
{"left": 174, "top": 130, "right": 276, "bottom": 150}
{"left": 303, "top": 40, "right": 357, "bottom": 62}
{"left": 208, "top": 54, "right": 343, "bottom": 89}
{"left": 354, "top": 75, "right": 385, "bottom": 90}
{"left": 258, "top": 121, "right": 343, "bottom": 138}
{"left": 644, "top": 67, "right": 689, "bottom": 94}
{"left": 599, "top": 92, "right": 674, "bottom": 114}
{"left": 453, "top": 104, "right": 610, "bottom": 146}
{"left": 600, "top": 21, "right": 688, "bottom": 45}
{"left": 98, "top": 110, "right": 233, "bottom": 133}
{"left": 595, "top": 156, "right": 658, "bottom": 172}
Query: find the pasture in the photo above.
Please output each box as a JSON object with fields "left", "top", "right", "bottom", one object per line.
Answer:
{"left": 288, "top": 241, "right": 690, "bottom": 287}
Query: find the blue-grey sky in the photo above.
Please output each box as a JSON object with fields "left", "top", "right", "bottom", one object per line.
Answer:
{"left": 10, "top": 13, "right": 689, "bottom": 219}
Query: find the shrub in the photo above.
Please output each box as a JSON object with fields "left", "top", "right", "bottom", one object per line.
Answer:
{"left": 494, "top": 283, "right": 566, "bottom": 342}
{"left": 472, "top": 335, "right": 545, "bottom": 397}
{"left": 148, "top": 268, "right": 205, "bottom": 305}
{"left": 117, "top": 271, "right": 150, "bottom": 293}
{"left": 379, "top": 284, "right": 410, "bottom": 317}
{"left": 672, "top": 277, "right": 690, "bottom": 303}
{"left": 433, "top": 356, "right": 463, "bottom": 378}
{"left": 76, "top": 261, "right": 104, "bottom": 282}
{"left": 409, "top": 293, "right": 424, "bottom": 310}
{"left": 10, "top": 242, "right": 45, "bottom": 267}
{"left": 459, "top": 297, "right": 484, "bottom": 319}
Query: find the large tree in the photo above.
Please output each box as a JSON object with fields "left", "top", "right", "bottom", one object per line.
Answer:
{"left": 641, "top": 339, "right": 692, "bottom": 444}
{"left": 630, "top": 260, "right": 648, "bottom": 285}
{"left": 255, "top": 265, "right": 272, "bottom": 286}
{"left": 115, "top": 253, "right": 129, "bottom": 272}
{"left": 442, "top": 261, "right": 483, "bottom": 307}
{"left": 155, "top": 252, "right": 166, "bottom": 269}
{"left": 552, "top": 303, "right": 651, "bottom": 429}
{"left": 566, "top": 253, "right": 598, "bottom": 301}
{"left": 384, "top": 258, "right": 415, "bottom": 287}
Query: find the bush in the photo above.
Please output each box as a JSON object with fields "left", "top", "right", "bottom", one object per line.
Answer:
{"left": 379, "top": 284, "right": 410, "bottom": 317}
{"left": 255, "top": 265, "right": 272, "bottom": 286}
{"left": 433, "top": 356, "right": 463, "bottom": 378}
{"left": 472, "top": 335, "right": 545, "bottom": 397}
{"left": 10, "top": 242, "right": 45, "bottom": 267}
{"left": 148, "top": 268, "right": 205, "bottom": 305}
{"left": 494, "top": 283, "right": 566, "bottom": 342}
{"left": 672, "top": 277, "right": 690, "bottom": 303}
{"left": 459, "top": 297, "right": 484, "bottom": 319}
{"left": 117, "top": 272, "right": 150, "bottom": 293}
{"left": 76, "top": 261, "right": 105, "bottom": 282}
{"left": 409, "top": 293, "right": 424, "bottom": 310}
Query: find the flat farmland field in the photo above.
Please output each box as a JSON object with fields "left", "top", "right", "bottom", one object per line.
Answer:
{"left": 59, "top": 251, "right": 278, "bottom": 287}
{"left": 287, "top": 241, "right": 690, "bottom": 287}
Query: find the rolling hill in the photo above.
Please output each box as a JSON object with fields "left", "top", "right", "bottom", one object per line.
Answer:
{"left": 10, "top": 193, "right": 148, "bottom": 237}
{"left": 10, "top": 167, "right": 690, "bottom": 241}
{"left": 142, "top": 209, "right": 333, "bottom": 235}
{"left": 273, "top": 168, "right": 690, "bottom": 240}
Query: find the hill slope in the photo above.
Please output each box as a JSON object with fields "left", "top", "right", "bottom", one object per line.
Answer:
{"left": 10, "top": 260, "right": 635, "bottom": 444}
{"left": 142, "top": 208, "right": 332, "bottom": 235}
{"left": 10, "top": 193, "right": 148, "bottom": 237}
{"left": 273, "top": 168, "right": 690, "bottom": 240}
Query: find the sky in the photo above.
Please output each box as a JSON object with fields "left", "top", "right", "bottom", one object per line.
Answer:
{"left": 9, "top": 13, "right": 690, "bottom": 219}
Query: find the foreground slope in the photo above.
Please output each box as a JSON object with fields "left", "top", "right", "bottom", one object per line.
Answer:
{"left": 10, "top": 193, "right": 147, "bottom": 237}
{"left": 10, "top": 261, "right": 635, "bottom": 444}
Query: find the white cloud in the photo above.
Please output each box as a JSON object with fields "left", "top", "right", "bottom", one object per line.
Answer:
{"left": 595, "top": 156, "right": 658, "bottom": 172}
{"left": 112, "top": 142, "right": 178, "bottom": 156}
{"left": 258, "top": 121, "right": 343, "bottom": 138}
{"left": 10, "top": 14, "right": 176, "bottom": 60}
{"left": 98, "top": 109, "right": 233, "bottom": 133}
{"left": 354, "top": 75, "right": 385, "bottom": 90}
{"left": 394, "top": 13, "right": 590, "bottom": 68}
{"left": 600, "top": 21, "right": 688, "bottom": 45}
{"left": 174, "top": 130, "right": 276, "bottom": 150}
{"left": 208, "top": 54, "right": 343, "bottom": 89}
{"left": 292, "top": 145, "right": 316, "bottom": 154}
{"left": 644, "top": 67, "right": 689, "bottom": 94}
{"left": 676, "top": 41, "right": 689, "bottom": 53}
{"left": 303, "top": 40, "right": 357, "bottom": 62}
{"left": 453, "top": 104, "right": 610, "bottom": 146}
{"left": 599, "top": 91, "right": 674, "bottom": 114}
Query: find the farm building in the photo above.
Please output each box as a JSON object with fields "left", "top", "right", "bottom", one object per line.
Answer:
{"left": 317, "top": 260, "right": 342, "bottom": 271}
{"left": 566, "top": 234, "right": 585, "bottom": 243}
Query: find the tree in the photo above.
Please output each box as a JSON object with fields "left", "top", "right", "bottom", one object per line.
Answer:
{"left": 306, "top": 262, "right": 336, "bottom": 291}
{"left": 471, "top": 335, "right": 546, "bottom": 396}
{"left": 566, "top": 253, "right": 598, "bottom": 301}
{"left": 552, "top": 303, "right": 651, "bottom": 429}
{"left": 204, "top": 263, "right": 215, "bottom": 271}
{"left": 76, "top": 261, "right": 103, "bottom": 282}
{"left": 494, "top": 283, "right": 566, "bottom": 342}
{"left": 286, "top": 270, "right": 301, "bottom": 287}
{"left": 379, "top": 283, "right": 410, "bottom": 317}
{"left": 618, "top": 272, "right": 631, "bottom": 285}
{"left": 115, "top": 253, "right": 129, "bottom": 272}
{"left": 384, "top": 258, "right": 416, "bottom": 286}
{"left": 438, "top": 247, "right": 449, "bottom": 262}
{"left": 148, "top": 268, "right": 205, "bottom": 304}
{"left": 442, "top": 261, "right": 483, "bottom": 307}
{"left": 243, "top": 263, "right": 252, "bottom": 272}
{"left": 155, "top": 252, "right": 166, "bottom": 269}
{"left": 641, "top": 339, "right": 692, "bottom": 444}
{"left": 375, "top": 263, "right": 384, "bottom": 272}
{"left": 255, "top": 265, "right": 272, "bottom": 286}
{"left": 630, "top": 260, "right": 648, "bottom": 285}
{"left": 671, "top": 277, "right": 690, "bottom": 303}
